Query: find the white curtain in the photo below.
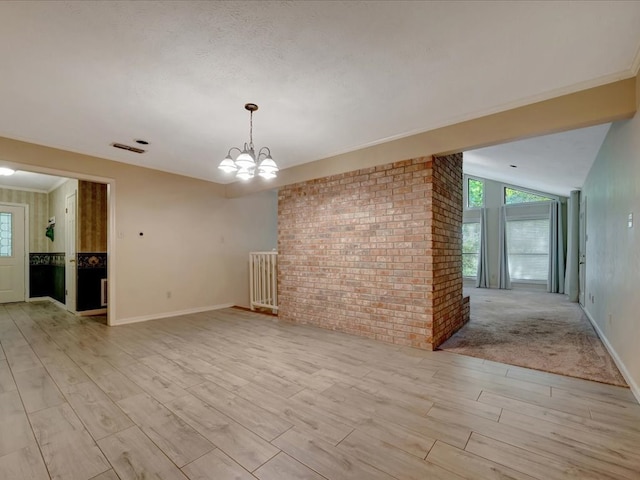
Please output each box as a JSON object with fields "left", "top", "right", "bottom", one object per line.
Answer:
{"left": 476, "top": 208, "right": 489, "bottom": 288}
{"left": 564, "top": 191, "right": 580, "bottom": 301}
{"left": 548, "top": 201, "right": 566, "bottom": 293}
{"left": 498, "top": 205, "right": 511, "bottom": 289}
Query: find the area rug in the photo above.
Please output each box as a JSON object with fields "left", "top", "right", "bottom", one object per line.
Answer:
{"left": 439, "top": 288, "right": 627, "bottom": 386}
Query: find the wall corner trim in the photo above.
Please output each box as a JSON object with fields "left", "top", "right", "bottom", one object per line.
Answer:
{"left": 582, "top": 307, "right": 640, "bottom": 403}
{"left": 111, "top": 303, "right": 234, "bottom": 326}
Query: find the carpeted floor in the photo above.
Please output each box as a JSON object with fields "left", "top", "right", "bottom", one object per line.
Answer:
{"left": 439, "top": 287, "right": 627, "bottom": 386}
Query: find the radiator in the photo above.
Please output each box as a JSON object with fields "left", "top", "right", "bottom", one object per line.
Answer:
{"left": 249, "top": 251, "right": 278, "bottom": 313}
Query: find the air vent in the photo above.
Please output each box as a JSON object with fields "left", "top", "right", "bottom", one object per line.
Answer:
{"left": 112, "top": 143, "right": 146, "bottom": 154}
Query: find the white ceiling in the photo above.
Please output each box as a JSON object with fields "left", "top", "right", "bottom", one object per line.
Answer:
{"left": 0, "top": 171, "right": 67, "bottom": 193}
{"left": 464, "top": 123, "right": 612, "bottom": 197}
{"left": 0, "top": 1, "right": 638, "bottom": 186}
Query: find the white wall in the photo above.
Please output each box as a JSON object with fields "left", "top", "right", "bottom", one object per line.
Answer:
{"left": 582, "top": 114, "right": 640, "bottom": 397}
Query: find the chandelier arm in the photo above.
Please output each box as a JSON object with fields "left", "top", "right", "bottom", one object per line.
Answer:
{"left": 257, "top": 147, "right": 272, "bottom": 160}
{"left": 227, "top": 147, "right": 243, "bottom": 157}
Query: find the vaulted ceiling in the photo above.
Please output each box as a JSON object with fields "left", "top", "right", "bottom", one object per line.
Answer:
{"left": 0, "top": 1, "right": 639, "bottom": 191}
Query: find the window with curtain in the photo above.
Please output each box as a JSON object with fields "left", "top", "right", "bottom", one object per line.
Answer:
{"left": 506, "top": 218, "right": 549, "bottom": 281}
{"left": 462, "top": 222, "right": 480, "bottom": 278}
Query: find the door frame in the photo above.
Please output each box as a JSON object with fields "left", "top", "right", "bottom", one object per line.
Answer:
{"left": 65, "top": 191, "right": 77, "bottom": 313}
{"left": 1, "top": 163, "right": 116, "bottom": 325}
{"left": 578, "top": 196, "right": 587, "bottom": 307}
{"left": 0, "top": 201, "right": 29, "bottom": 302}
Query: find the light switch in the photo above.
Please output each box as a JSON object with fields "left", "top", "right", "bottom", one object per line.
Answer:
{"left": 628, "top": 213, "right": 633, "bottom": 229}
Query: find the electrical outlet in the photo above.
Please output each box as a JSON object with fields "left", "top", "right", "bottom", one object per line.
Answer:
{"left": 628, "top": 213, "right": 633, "bottom": 228}
{"left": 166, "top": 291, "right": 172, "bottom": 299}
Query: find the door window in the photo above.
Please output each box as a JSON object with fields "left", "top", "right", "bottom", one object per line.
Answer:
{"left": 0, "top": 212, "right": 12, "bottom": 257}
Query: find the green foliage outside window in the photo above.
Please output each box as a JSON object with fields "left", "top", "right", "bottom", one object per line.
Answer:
{"left": 462, "top": 223, "right": 480, "bottom": 277}
{"left": 467, "top": 178, "right": 484, "bottom": 208}
{"left": 504, "top": 187, "right": 553, "bottom": 204}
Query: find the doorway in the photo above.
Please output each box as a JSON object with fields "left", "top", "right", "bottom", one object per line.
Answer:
{"left": 0, "top": 172, "right": 111, "bottom": 320}
{"left": 0, "top": 203, "right": 27, "bottom": 303}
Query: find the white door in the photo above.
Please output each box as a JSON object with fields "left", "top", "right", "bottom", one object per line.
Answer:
{"left": 578, "top": 197, "right": 586, "bottom": 307}
{"left": 65, "top": 192, "right": 77, "bottom": 312}
{"left": 0, "top": 204, "right": 26, "bottom": 303}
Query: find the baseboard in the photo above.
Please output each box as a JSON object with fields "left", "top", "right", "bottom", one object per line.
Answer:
{"left": 28, "top": 296, "right": 68, "bottom": 311}
{"left": 27, "top": 296, "right": 50, "bottom": 302}
{"left": 112, "top": 303, "right": 234, "bottom": 326}
{"left": 77, "top": 308, "right": 107, "bottom": 317}
{"left": 582, "top": 306, "right": 640, "bottom": 403}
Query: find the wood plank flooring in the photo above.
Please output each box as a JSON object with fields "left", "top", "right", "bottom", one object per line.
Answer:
{"left": 0, "top": 302, "right": 639, "bottom": 480}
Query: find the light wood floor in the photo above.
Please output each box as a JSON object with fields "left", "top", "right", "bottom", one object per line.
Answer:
{"left": 1, "top": 302, "right": 639, "bottom": 480}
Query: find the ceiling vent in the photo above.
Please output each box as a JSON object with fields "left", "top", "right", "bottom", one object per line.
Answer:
{"left": 112, "top": 143, "right": 146, "bottom": 154}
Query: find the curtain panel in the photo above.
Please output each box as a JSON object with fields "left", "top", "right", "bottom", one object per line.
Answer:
{"left": 548, "top": 201, "right": 566, "bottom": 293}
{"left": 476, "top": 207, "right": 490, "bottom": 288}
{"left": 498, "top": 205, "right": 511, "bottom": 289}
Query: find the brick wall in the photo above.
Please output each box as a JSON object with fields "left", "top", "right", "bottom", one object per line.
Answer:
{"left": 278, "top": 154, "right": 468, "bottom": 350}
{"left": 430, "top": 153, "right": 468, "bottom": 345}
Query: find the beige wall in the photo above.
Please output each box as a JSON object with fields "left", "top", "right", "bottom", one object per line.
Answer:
{"left": 48, "top": 179, "right": 78, "bottom": 253}
{"left": 582, "top": 114, "right": 640, "bottom": 399}
{"left": 0, "top": 136, "right": 277, "bottom": 323}
{"left": 0, "top": 187, "right": 49, "bottom": 252}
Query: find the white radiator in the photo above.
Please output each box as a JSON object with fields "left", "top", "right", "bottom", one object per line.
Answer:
{"left": 249, "top": 251, "right": 278, "bottom": 313}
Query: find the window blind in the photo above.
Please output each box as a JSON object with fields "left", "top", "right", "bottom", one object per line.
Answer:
{"left": 506, "top": 218, "right": 549, "bottom": 281}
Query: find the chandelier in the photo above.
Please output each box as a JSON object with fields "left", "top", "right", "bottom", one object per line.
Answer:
{"left": 218, "top": 103, "right": 279, "bottom": 180}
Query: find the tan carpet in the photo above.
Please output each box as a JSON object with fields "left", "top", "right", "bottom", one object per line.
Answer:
{"left": 439, "top": 288, "right": 627, "bottom": 386}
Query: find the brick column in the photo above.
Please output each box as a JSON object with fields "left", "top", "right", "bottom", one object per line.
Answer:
{"left": 278, "top": 154, "right": 468, "bottom": 350}
{"left": 431, "top": 153, "right": 468, "bottom": 346}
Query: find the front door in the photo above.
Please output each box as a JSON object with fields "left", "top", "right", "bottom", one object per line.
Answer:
{"left": 0, "top": 204, "right": 26, "bottom": 303}
{"left": 65, "top": 192, "right": 77, "bottom": 312}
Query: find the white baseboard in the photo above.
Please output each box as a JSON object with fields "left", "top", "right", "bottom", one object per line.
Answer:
{"left": 27, "top": 296, "right": 50, "bottom": 302}
{"left": 28, "top": 296, "right": 68, "bottom": 311}
{"left": 111, "top": 303, "right": 234, "bottom": 326}
{"left": 583, "top": 306, "right": 640, "bottom": 403}
{"left": 77, "top": 308, "right": 107, "bottom": 317}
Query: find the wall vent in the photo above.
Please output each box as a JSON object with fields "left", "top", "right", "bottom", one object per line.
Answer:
{"left": 112, "top": 143, "right": 146, "bottom": 154}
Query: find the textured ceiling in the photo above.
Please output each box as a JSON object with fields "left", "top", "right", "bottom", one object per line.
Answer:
{"left": 0, "top": 1, "right": 638, "bottom": 187}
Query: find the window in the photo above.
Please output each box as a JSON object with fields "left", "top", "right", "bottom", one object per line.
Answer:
{"left": 506, "top": 218, "right": 549, "bottom": 281}
{"left": 0, "top": 212, "right": 12, "bottom": 257}
{"left": 467, "top": 178, "right": 484, "bottom": 208}
{"left": 504, "top": 187, "right": 553, "bottom": 205}
{"left": 462, "top": 222, "right": 480, "bottom": 278}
